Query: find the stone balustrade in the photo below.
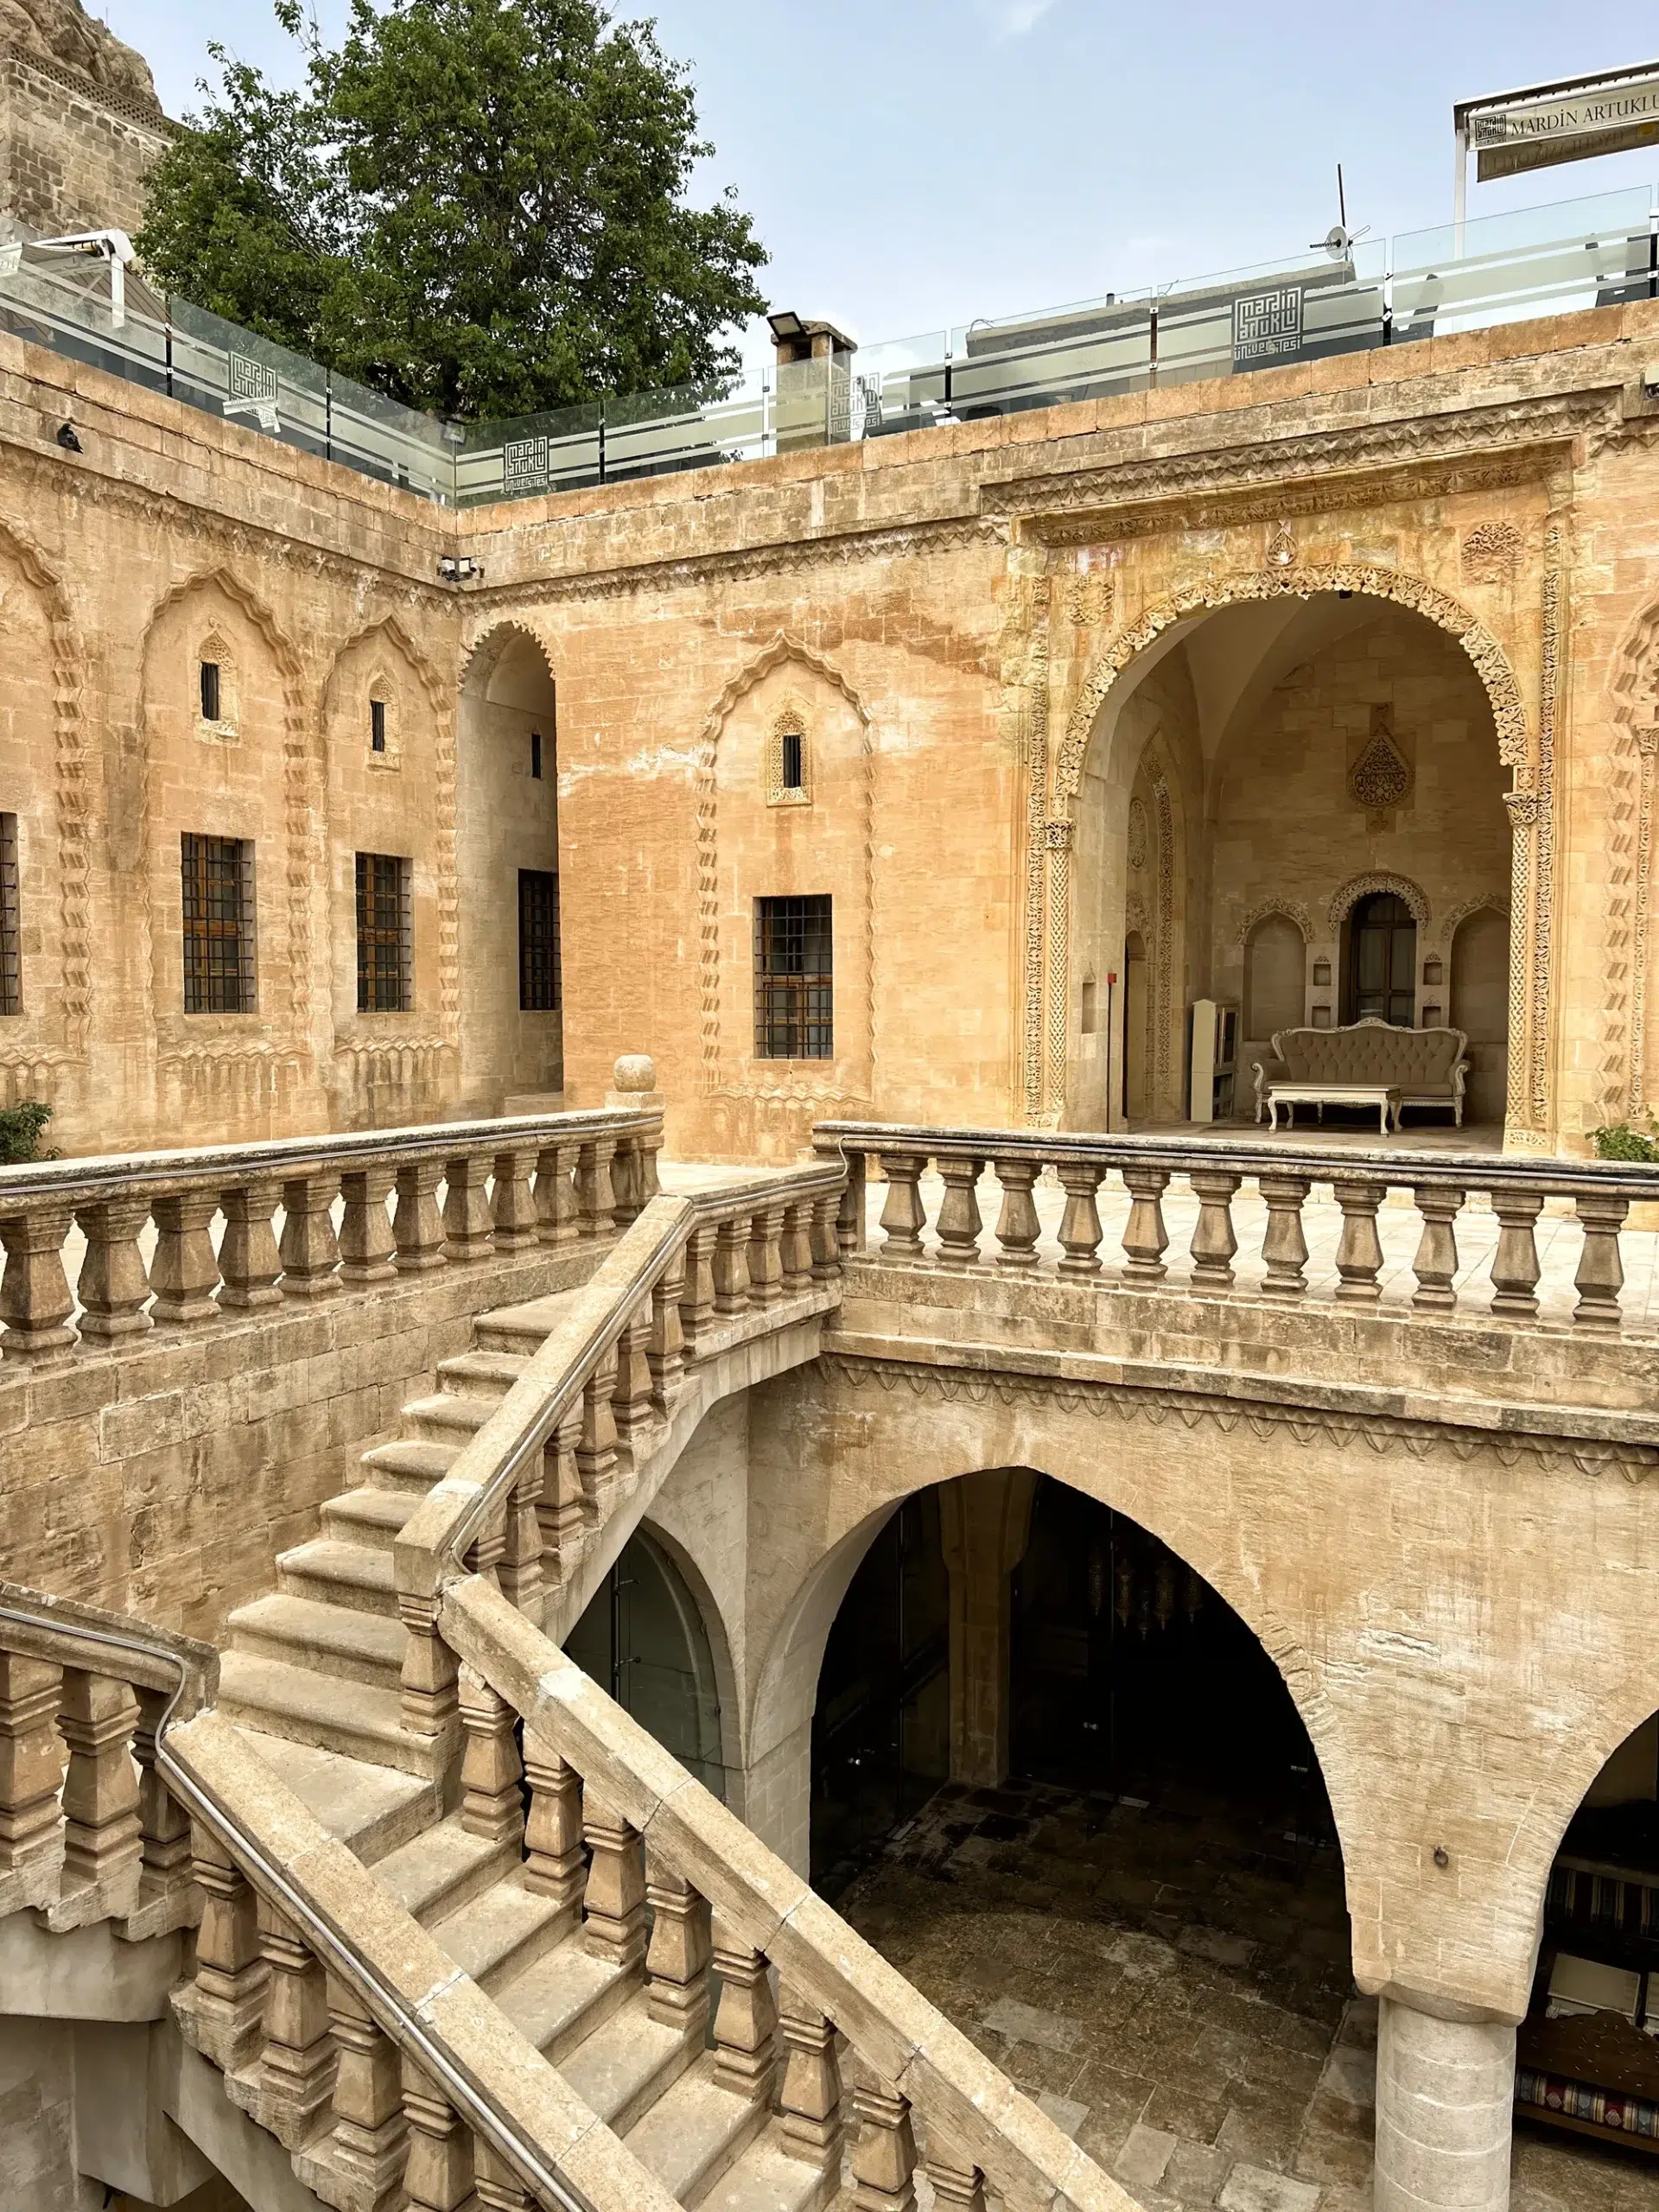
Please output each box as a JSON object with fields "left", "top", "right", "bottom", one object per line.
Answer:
{"left": 0, "top": 1105, "right": 663, "bottom": 1363}
{"left": 813, "top": 1122, "right": 1659, "bottom": 1332}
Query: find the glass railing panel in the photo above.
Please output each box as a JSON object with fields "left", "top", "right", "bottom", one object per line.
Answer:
{"left": 326, "top": 369, "right": 454, "bottom": 502}
{"left": 457, "top": 401, "right": 604, "bottom": 505}
{"left": 167, "top": 300, "right": 333, "bottom": 461}
{"left": 0, "top": 256, "right": 172, "bottom": 395}
{"left": 949, "top": 294, "right": 1154, "bottom": 414}
{"left": 602, "top": 378, "right": 770, "bottom": 480}
{"left": 1390, "top": 185, "right": 1655, "bottom": 340}
{"left": 849, "top": 332, "right": 950, "bottom": 440}
{"left": 1154, "top": 243, "right": 1387, "bottom": 385}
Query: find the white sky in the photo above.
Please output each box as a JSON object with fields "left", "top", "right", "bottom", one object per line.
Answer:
{"left": 99, "top": 0, "right": 1659, "bottom": 361}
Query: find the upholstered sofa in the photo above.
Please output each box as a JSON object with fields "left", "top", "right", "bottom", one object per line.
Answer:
{"left": 1252, "top": 1018, "right": 1470, "bottom": 1126}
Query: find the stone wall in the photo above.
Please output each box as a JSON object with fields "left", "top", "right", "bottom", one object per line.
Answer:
{"left": 0, "top": 53, "right": 169, "bottom": 238}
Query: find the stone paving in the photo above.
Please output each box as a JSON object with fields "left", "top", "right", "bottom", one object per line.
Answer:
{"left": 832, "top": 1777, "right": 1657, "bottom": 2211}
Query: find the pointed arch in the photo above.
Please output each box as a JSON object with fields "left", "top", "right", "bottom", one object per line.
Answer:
{"left": 1232, "top": 898, "right": 1312, "bottom": 950}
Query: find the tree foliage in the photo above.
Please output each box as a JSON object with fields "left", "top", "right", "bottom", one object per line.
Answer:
{"left": 136, "top": 0, "right": 767, "bottom": 420}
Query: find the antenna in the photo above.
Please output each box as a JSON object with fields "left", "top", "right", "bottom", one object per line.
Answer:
{"left": 1311, "top": 162, "right": 1371, "bottom": 260}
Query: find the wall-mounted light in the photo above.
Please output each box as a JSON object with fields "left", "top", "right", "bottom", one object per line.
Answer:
{"left": 437, "top": 555, "right": 482, "bottom": 583}
{"left": 766, "top": 309, "right": 805, "bottom": 343}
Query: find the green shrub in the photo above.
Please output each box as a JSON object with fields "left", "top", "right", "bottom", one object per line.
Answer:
{"left": 0, "top": 1100, "right": 54, "bottom": 1164}
{"left": 1590, "top": 1117, "right": 1659, "bottom": 1163}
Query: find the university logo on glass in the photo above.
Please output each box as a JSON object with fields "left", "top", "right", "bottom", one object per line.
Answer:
{"left": 503, "top": 436, "right": 550, "bottom": 493}
{"left": 1232, "top": 285, "right": 1305, "bottom": 367}
{"left": 226, "top": 351, "right": 281, "bottom": 431}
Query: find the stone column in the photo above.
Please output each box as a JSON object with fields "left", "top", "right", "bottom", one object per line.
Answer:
{"left": 938, "top": 1469, "right": 1036, "bottom": 1789}
{"left": 1373, "top": 1997, "right": 1515, "bottom": 2212}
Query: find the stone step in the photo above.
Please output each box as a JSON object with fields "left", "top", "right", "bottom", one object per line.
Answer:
{"left": 218, "top": 1653, "right": 428, "bottom": 1775}
{"left": 231, "top": 1730, "right": 437, "bottom": 1866}
{"left": 624, "top": 2054, "right": 772, "bottom": 2211}
{"left": 402, "top": 1392, "right": 499, "bottom": 1447}
{"left": 428, "top": 1875, "right": 571, "bottom": 1996}
{"left": 493, "top": 1926, "right": 635, "bottom": 2064}
{"left": 435, "top": 1349, "right": 531, "bottom": 1403}
{"left": 228, "top": 1593, "right": 405, "bottom": 1693}
{"left": 371, "top": 1813, "right": 518, "bottom": 1928}
{"left": 699, "top": 2129, "right": 843, "bottom": 2212}
{"left": 561, "top": 1984, "right": 699, "bottom": 2137}
{"left": 474, "top": 1291, "right": 583, "bottom": 1355}
{"left": 320, "top": 1484, "right": 421, "bottom": 1552}
{"left": 276, "top": 1538, "right": 398, "bottom": 1618}
{"left": 359, "top": 1438, "right": 461, "bottom": 1493}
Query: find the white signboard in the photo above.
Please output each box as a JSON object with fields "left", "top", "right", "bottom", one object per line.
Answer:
{"left": 1466, "top": 68, "right": 1659, "bottom": 181}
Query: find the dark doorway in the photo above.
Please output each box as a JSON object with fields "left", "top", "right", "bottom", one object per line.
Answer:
{"left": 1344, "top": 892, "right": 1417, "bottom": 1027}
{"left": 810, "top": 1492, "right": 950, "bottom": 1894}
{"left": 566, "top": 1529, "right": 724, "bottom": 1796}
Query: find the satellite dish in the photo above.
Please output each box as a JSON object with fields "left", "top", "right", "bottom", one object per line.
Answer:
{"left": 1319, "top": 224, "right": 1351, "bottom": 257}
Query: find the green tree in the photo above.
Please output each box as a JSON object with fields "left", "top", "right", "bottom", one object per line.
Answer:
{"left": 136, "top": 0, "right": 767, "bottom": 421}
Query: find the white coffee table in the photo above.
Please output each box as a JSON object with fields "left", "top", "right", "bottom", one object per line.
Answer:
{"left": 1268, "top": 1082, "right": 1402, "bottom": 1136}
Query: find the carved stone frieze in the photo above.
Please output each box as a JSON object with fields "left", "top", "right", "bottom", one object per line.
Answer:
{"left": 1461, "top": 520, "right": 1523, "bottom": 586}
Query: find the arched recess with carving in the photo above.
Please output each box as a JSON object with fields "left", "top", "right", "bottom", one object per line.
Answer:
{"left": 693, "top": 632, "right": 875, "bottom": 1161}
{"left": 1326, "top": 873, "right": 1430, "bottom": 935}
{"left": 0, "top": 518, "right": 89, "bottom": 1115}
{"left": 137, "top": 568, "right": 313, "bottom": 1141}
{"left": 1032, "top": 561, "right": 1544, "bottom": 1136}
{"left": 1605, "top": 599, "right": 1659, "bottom": 1120}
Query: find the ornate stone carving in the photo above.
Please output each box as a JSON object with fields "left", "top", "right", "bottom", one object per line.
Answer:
{"left": 1326, "top": 874, "right": 1429, "bottom": 933}
{"left": 1126, "top": 799, "right": 1148, "bottom": 872}
{"left": 1065, "top": 572, "right": 1112, "bottom": 627}
{"left": 1433, "top": 893, "right": 1510, "bottom": 952}
{"left": 1461, "top": 520, "right": 1522, "bottom": 587}
{"left": 1266, "top": 523, "right": 1296, "bottom": 569}
{"left": 1348, "top": 720, "right": 1413, "bottom": 812}
{"left": 765, "top": 699, "right": 811, "bottom": 808}
{"left": 1606, "top": 595, "right": 1659, "bottom": 1117}
{"left": 1232, "top": 899, "right": 1311, "bottom": 949}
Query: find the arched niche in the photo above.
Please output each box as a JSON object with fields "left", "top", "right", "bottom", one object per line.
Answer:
{"left": 564, "top": 1523, "right": 728, "bottom": 1799}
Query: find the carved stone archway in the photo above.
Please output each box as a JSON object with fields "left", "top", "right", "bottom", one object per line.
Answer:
{"left": 1024, "top": 556, "right": 1555, "bottom": 1141}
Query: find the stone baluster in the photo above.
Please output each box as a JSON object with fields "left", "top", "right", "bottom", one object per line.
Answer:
{"left": 129, "top": 1685, "right": 194, "bottom": 1932}
{"left": 1120, "top": 1166, "right": 1171, "bottom": 1283}
{"left": 581, "top": 1795, "right": 646, "bottom": 1968}
{"left": 810, "top": 1191, "right": 843, "bottom": 1282}
{"left": 1187, "top": 1168, "right": 1241, "bottom": 1294}
{"left": 338, "top": 1166, "right": 397, "bottom": 1287}
{"left": 1258, "top": 1173, "right": 1312, "bottom": 1298}
{"left": 832, "top": 1147, "right": 868, "bottom": 1257}
{"left": 612, "top": 1300, "right": 655, "bottom": 1449}
{"left": 396, "top": 1593, "right": 459, "bottom": 1743}
{"left": 1333, "top": 1178, "right": 1387, "bottom": 1304}
{"left": 877, "top": 1154, "right": 928, "bottom": 1260}
{"left": 533, "top": 1141, "right": 582, "bottom": 1246}
{"left": 537, "top": 1405, "right": 588, "bottom": 1567}
{"left": 1056, "top": 1162, "right": 1107, "bottom": 1278}
{"left": 991, "top": 1158, "right": 1041, "bottom": 1272}
{"left": 1573, "top": 1193, "right": 1629, "bottom": 1331}
{"left": 712, "top": 1219, "right": 750, "bottom": 1315}
{"left": 457, "top": 1665, "right": 524, "bottom": 1845}
{"left": 392, "top": 1161, "right": 446, "bottom": 1274}
{"left": 149, "top": 1190, "right": 221, "bottom": 1325}
{"left": 1410, "top": 1185, "right": 1465, "bottom": 1313}
{"left": 779, "top": 1202, "right": 814, "bottom": 1294}
{"left": 924, "top": 2140, "right": 987, "bottom": 2212}
{"left": 777, "top": 1988, "right": 842, "bottom": 2173}
{"left": 474, "top": 2140, "right": 537, "bottom": 2212}
{"left": 279, "top": 1171, "right": 342, "bottom": 1300}
{"left": 0, "top": 1650, "right": 62, "bottom": 1897}
{"left": 1489, "top": 1188, "right": 1543, "bottom": 1320}
{"left": 747, "top": 1205, "right": 785, "bottom": 1305}
{"left": 932, "top": 1157, "right": 984, "bottom": 1271}
{"left": 576, "top": 1138, "right": 617, "bottom": 1239}
{"left": 217, "top": 1181, "right": 284, "bottom": 1309}
{"left": 496, "top": 1458, "right": 543, "bottom": 1618}
{"left": 711, "top": 1924, "right": 778, "bottom": 2102}
{"left": 610, "top": 1132, "right": 642, "bottom": 1227}
{"left": 187, "top": 1825, "right": 268, "bottom": 2072}
{"left": 577, "top": 1344, "right": 619, "bottom": 1509}
{"left": 648, "top": 1256, "right": 686, "bottom": 1411}
{"left": 400, "top": 2061, "right": 474, "bottom": 2212}
{"left": 74, "top": 1196, "right": 154, "bottom": 1340}
{"left": 635, "top": 1122, "right": 664, "bottom": 1205}
{"left": 679, "top": 1225, "right": 716, "bottom": 1354}
{"left": 442, "top": 1154, "right": 494, "bottom": 1264}
{"left": 851, "top": 2078, "right": 918, "bottom": 2212}
{"left": 316, "top": 1975, "right": 406, "bottom": 2210}
{"left": 490, "top": 1148, "right": 537, "bottom": 1254}
{"left": 253, "top": 1902, "right": 336, "bottom": 2146}
{"left": 0, "top": 1205, "right": 75, "bottom": 1358}
{"left": 54, "top": 1666, "right": 142, "bottom": 1914}
{"left": 522, "top": 1737, "right": 585, "bottom": 1910}
{"left": 645, "top": 1859, "right": 711, "bottom": 2037}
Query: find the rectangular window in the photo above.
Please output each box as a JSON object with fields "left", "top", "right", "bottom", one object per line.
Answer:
{"left": 0, "top": 814, "right": 19, "bottom": 1016}
{"left": 370, "top": 697, "right": 386, "bottom": 753}
{"left": 530, "top": 728, "right": 543, "bottom": 780}
{"left": 181, "top": 832, "right": 256, "bottom": 1014}
{"left": 518, "top": 869, "right": 560, "bottom": 1011}
{"left": 781, "top": 730, "right": 804, "bottom": 791}
{"left": 199, "top": 661, "right": 220, "bottom": 722}
{"left": 753, "top": 893, "right": 833, "bottom": 1060}
{"left": 355, "top": 851, "right": 411, "bottom": 1013}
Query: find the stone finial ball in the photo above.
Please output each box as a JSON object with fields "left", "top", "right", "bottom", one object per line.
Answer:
{"left": 612, "top": 1053, "right": 657, "bottom": 1093}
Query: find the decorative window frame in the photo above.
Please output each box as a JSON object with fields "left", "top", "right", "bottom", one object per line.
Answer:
{"left": 765, "top": 702, "right": 812, "bottom": 809}
{"left": 365, "top": 668, "right": 401, "bottom": 770}
{"left": 195, "top": 632, "right": 239, "bottom": 741}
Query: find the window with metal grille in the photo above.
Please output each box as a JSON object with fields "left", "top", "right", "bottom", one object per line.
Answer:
{"left": 181, "top": 833, "right": 256, "bottom": 1014}
{"left": 753, "top": 894, "right": 833, "bottom": 1059}
{"left": 0, "top": 815, "right": 19, "bottom": 1015}
{"left": 518, "top": 869, "right": 560, "bottom": 1011}
{"left": 781, "top": 730, "right": 804, "bottom": 791}
{"left": 370, "top": 697, "right": 386, "bottom": 753}
{"left": 199, "top": 661, "right": 220, "bottom": 722}
{"left": 356, "top": 851, "right": 411, "bottom": 1013}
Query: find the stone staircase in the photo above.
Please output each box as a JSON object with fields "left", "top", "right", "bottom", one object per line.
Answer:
{"left": 209, "top": 1284, "right": 842, "bottom": 2212}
